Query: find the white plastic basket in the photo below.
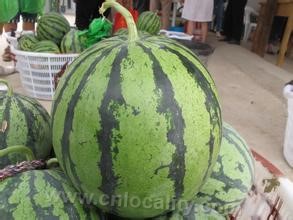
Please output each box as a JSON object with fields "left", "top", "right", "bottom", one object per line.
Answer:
{"left": 11, "top": 47, "right": 79, "bottom": 100}
{"left": 3, "top": 31, "right": 35, "bottom": 48}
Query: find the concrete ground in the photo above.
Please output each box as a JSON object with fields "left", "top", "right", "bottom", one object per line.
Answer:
{"left": 1, "top": 29, "right": 293, "bottom": 180}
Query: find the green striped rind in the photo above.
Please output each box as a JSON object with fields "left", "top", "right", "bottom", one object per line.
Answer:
{"left": 0, "top": 169, "right": 106, "bottom": 219}
{"left": 137, "top": 11, "right": 161, "bottom": 35}
{"left": 0, "top": 91, "right": 52, "bottom": 168}
{"left": 154, "top": 204, "right": 226, "bottom": 220}
{"left": 18, "top": 34, "right": 39, "bottom": 51}
{"left": 36, "top": 12, "right": 70, "bottom": 45}
{"left": 52, "top": 34, "right": 222, "bottom": 218}
{"left": 194, "top": 123, "right": 255, "bottom": 215}
{"left": 32, "top": 40, "right": 60, "bottom": 53}
{"left": 61, "top": 29, "right": 84, "bottom": 54}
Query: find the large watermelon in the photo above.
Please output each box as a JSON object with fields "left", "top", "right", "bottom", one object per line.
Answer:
{"left": 154, "top": 204, "right": 226, "bottom": 220}
{"left": 0, "top": 167, "right": 106, "bottom": 219}
{"left": 18, "top": 34, "right": 39, "bottom": 51}
{"left": 36, "top": 12, "right": 70, "bottom": 45}
{"left": 52, "top": 1, "right": 222, "bottom": 218}
{"left": 137, "top": 11, "right": 161, "bottom": 35}
{"left": 194, "top": 123, "right": 255, "bottom": 215}
{"left": 0, "top": 80, "right": 52, "bottom": 168}
{"left": 61, "top": 29, "right": 84, "bottom": 54}
{"left": 32, "top": 40, "right": 60, "bottom": 53}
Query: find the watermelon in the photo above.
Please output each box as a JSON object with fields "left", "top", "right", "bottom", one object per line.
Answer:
{"left": 154, "top": 204, "right": 226, "bottom": 220}
{"left": 36, "top": 12, "right": 70, "bottom": 45}
{"left": 61, "top": 29, "right": 84, "bottom": 54}
{"left": 18, "top": 34, "right": 39, "bottom": 51}
{"left": 32, "top": 40, "right": 60, "bottom": 53}
{"left": 0, "top": 168, "right": 106, "bottom": 219}
{"left": 0, "top": 80, "right": 52, "bottom": 168}
{"left": 137, "top": 11, "right": 161, "bottom": 35}
{"left": 194, "top": 123, "right": 255, "bottom": 215}
{"left": 51, "top": 1, "right": 222, "bottom": 218}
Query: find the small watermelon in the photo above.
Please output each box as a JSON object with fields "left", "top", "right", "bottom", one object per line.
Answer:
{"left": 0, "top": 80, "right": 52, "bottom": 168}
{"left": 32, "top": 40, "right": 60, "bottom": 53}
{"left": 194, "top": 123, "right": 255, "bottom": 215}
{"left": 137, "top": 11, "right": 161, "bottom": 35}
{"left": 36, "top": 12, "right": 70, "bottom": 45}
{"left": 0, "top": 168, "right": 106, "bottom": 219}
{"left": 52, "top": 1, "right": 222, "bottom": 218}
{"left": 154, "top": 204, "right": 226, "bottom": 220}
{"left": 61, "top": 29, "right": 84, "bottom": 54}
{"left": 18, "top": 34, "right": 39, "bottom": 51}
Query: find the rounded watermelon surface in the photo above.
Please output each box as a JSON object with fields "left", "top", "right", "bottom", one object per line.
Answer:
{"left": 61, "top": 29, "right": 84, "bottom": 54}
{"left": 32, "top": 40, "right": 60, "bottom": 53}
{"left": 0, "top": 80, "right": 52, "bottom": 168}
{"left": 154, "top": 204, "right": 226, "bottom": 220}
{"left": 18, "top": 34, "right": 39, "bottom": 51}
{"left": 137, "top": 11, "right": 161, "bottom": 35}
{"left": 0, "top": 168, "right": 106, "bottom": 219}
{"left": 36, "top": 12, "right": 70, "bottom": 45}
{"left": 194, "top": 123, "right": 255, "bottom": 215}
{"left": 52, "top": 1, "right": 222, "bottom": 218}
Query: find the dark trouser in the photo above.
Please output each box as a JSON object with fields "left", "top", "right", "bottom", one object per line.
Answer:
{"left": 223, "top": 0, "right": 247, "bottom": 41}
{"left": 133, "top": 0, "right": 150, "bottom": 14}
{"left": 75, "top": 0, "right": 109, "bottom": 30}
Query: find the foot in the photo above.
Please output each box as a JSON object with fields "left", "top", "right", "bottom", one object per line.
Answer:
{"left": 228, "top": 39, "right": 240, "bottom": 45}
{"left": 216, "top": 32, "right": 222, "bottom": 38}
{"left": 218, "top": 37, "right": 230, "bottom": 42}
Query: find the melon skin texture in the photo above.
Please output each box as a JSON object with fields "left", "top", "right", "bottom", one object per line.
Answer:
{"left": 194, "top": 123, "right": 255, "bottom": 215}
{"left": 51, "top": 2, "right": 222, "bottom": 218}
{"left": 0, "top": 88, "right": 52, "bottom": 168}
{"left": 0, "top": 169, "right": 106, "bottom": 220}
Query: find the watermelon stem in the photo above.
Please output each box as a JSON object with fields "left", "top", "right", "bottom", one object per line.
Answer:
{"left": 46, "top": 158, "right": 59, "bottom": 168}
{"left": 0, "top": 79, "right": 13, "bottom": 96}
{"left": 99, "top": 0, "right": 139, "bottom": 42}
{"left": 0, "top": 145, "right": 35, "bottom": 161}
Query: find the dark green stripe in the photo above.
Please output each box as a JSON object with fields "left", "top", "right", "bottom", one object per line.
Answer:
{"left": 139, "top": 43, "right": 186, "bottom": 203}
{"left": 19, "top": 95, "right": 51, "bottom": 126}
{"left": 15, "top": 98, "right": 36, "bottom": 154}
{"left": 45, "top": 170, "right": 81, "bottom": 219}
{"left": 97, "top": 46, "right": 128, "bottom": 212}
{"left": 59, "top": 46, "right": 117, "bottom": 193}
{"left": 223, "top": 126, "right": 254, "bottom": 183}
{"left": 52, "top": 42, "right": 119, "bottom": 119}
{"left": 0, "top": 172, "right": 23, "bottom": 219}
{"left": 210, "top": 155, "right": 249, "bottom": 193}
{"left": 0, "top": 96, "right": 11, "bottom": 168}
{"left": 161, "top": 43, "right": 222, "bottom": 183}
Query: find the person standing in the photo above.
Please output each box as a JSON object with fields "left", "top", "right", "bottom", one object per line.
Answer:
{"left": 181, "top": 0, "right": 214, "bottom": 43}
{"left": 133, "top": 0, "right": 150, "bottom": 14}
{"left": 221, "top": 0, "right": 247, "bottom": 45}
{"left": 213, "top": 0, "right": 225, "bottom": 38}
{"left": 149, "top": 0, "right": 172, "bottom": 30}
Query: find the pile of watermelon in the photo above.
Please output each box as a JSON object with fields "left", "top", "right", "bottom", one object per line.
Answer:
{"left": 17, "top": 12, "right": 109, "bottom": 54}
{"left": 0, "top": 1, "right": 256, "bottom": 219}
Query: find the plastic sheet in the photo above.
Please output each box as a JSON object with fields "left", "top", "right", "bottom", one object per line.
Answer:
{"left": 78, "top": 18, "right": 112, "bottom": 49}
{"left": 283, "top": 82, "right": 293, "bottom": 167}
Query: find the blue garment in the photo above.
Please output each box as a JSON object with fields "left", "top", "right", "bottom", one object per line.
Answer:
{"left": 213, "top": 0, "right": 224, "bottom": 32}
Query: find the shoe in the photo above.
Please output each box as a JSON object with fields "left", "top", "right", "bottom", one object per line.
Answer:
{"left": 216, "top": 32, "right": 222, "bottom": 38}
{"left": 228, "top": 39, "right": 240, "bottom": 45}
{"left": 218, "top": 37, "right": 230, "bottom": 42}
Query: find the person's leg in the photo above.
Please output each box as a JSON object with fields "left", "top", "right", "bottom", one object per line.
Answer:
{"left": 221, "top": 0, "right": 233, "bottom": 40}
{"left": 186, "top": 20, "right": 195, "bottom": 35}
{"left": 149, "top": 0, "right": 159, "bottom": 12}
{"left": 201, "top": 22, "right": 208, "bottom": 43}
{"left": 0, "top": 23, "right": 3, "bottom": 35}
{"left": 160, "top": 0, "right": 172, "bottom": 30}
{"left": 230, "top": 0, "right": 247, "bottom": 43}
{"left": 215, "top": 0, "right": 224, "bottom": 36}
